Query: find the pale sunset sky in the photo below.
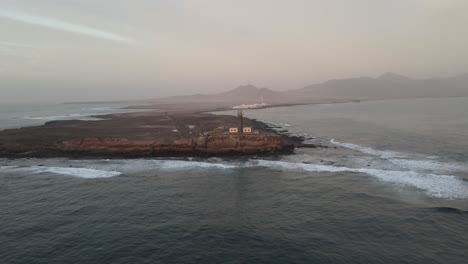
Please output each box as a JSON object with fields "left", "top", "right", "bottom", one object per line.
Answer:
{"left": 1, "top": 0, "right": 467, "bottom": 102}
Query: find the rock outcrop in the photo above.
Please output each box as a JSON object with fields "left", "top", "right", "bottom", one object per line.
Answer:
{"left": 61, "top": 134, "right": 290, "bottom": 157}
{"left": 0, "top": 112, "right": 296, "bottom": 158}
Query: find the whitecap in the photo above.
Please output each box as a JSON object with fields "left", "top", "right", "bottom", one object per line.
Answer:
{"left": 389, "top": 159, "right": 467, "bottom": 174}
{"left": 331, "top": 139, "right": 467, "bottom": 173}
{"left": 77, "top": 159, "right": 237, "bottom": 174}
{"left": 254, "top": 160, "right": 468, "bottom": 199}
{"left": 1, "top": 166, "right": 121, "bottom": 178}
{"left": 330, "top": 139, "right": 407, "bottom": 159}
{"left": 359, "top": 168, "right": 467, "bottom": 199}
{"left": 24, "top": 114, "right": 104, "bottom": 121}
{"left": 84, "top": 107, "right": 112, "bottom": 111}
{"left": 25, "top": 113, "right": 87, "bottom": 120}
{"left": 159, "top": 160, "right": 236, "bottom": 170}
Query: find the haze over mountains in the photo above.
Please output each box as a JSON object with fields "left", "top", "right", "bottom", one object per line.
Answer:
{"left": 148, "top": 73, "right": 468, "bottom": 106}
{"left": 295, "top": 72, "right": 468, "bottom": 100}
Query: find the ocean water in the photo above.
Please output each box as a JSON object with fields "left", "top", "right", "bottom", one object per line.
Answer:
{"left": 1, "top": 98, "right": 468, "bottom": 264}
{"left": 0, "top": 102, "right": 148, "bottom": 131}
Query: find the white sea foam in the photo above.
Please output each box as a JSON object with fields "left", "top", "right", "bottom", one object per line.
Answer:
{"left": 360, "top": 168, "right": 468, "bottom": 199}
{"left": 3, "top": 156, "right": 465, "bottom": 198}
{"left": 1, "top": 166, "right": 121, "bottom": 178}
{"left": 331, "top": 139, "right": 467, "bottom": 173}
{"left": 24, "top": 113, "right": 104, "bottom": 121}
{"left": 158, "top": 160, "right": 236, "bottom": 170}
{"left": 84, "top": 107, "right": 112, "bottom": 111}
{"left": 0, "top": 165, "right": 17, "bottom": 170}
{"left": 331, "top": 139, "right": 407, "bottom": 159}
{"left": 389, "top": 159, "right": 467, "bottom": 174}
{"left": 78, "top": 159, "right": 237, "bottom": 174}
{"left": 265, "top": 122, "right": 289, "bottom": 130}
{"left": 254, "top": 160, "right": 468, "bottom": 199}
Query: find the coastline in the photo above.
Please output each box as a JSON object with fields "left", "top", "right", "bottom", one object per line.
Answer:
{"left": 0, "top": 106, "right": 307, "bottom": 159}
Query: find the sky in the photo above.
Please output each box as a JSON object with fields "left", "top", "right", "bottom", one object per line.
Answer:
{"left": 1, "top": 0, "right": 467, "bottom": 103}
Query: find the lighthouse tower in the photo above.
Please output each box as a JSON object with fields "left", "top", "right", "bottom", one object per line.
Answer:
{"left": 237, "top": 109, "right": 244, "bottom": 134}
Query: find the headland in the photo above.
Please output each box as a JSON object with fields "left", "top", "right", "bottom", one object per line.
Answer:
{"left": 0, "top": 103, "right": 300, "bottom": 158}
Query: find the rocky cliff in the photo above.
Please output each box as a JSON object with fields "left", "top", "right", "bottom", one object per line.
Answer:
{"left": 0, "top": 112, "right": 296, "bottom": 159}
{"left": 61, "top": 134, "right": 290, "bottom": 157}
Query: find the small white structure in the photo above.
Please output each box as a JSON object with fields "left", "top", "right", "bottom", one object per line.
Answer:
{"left": 243, "top": 127, "right": 252, "bottom": 133}
{"left": 229, "top": 128, "right": 238, "bottom": 133}
{"left": 232, "top": 96, "right": 269, "bottom": 110}
{"left": 233, "top": 103, "right": 268, "bottom": 110}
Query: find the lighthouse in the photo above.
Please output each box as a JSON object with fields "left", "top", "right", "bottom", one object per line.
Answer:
{"left": 237, "top": 109, "right": 244, "bottom": 134}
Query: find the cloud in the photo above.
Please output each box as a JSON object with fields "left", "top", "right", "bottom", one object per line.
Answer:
{"left": 0, "top": 8, "right": 136, "bottom": 44}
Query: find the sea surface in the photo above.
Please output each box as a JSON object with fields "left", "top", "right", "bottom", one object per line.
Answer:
{"left": 1, "top": 98, "right": 468, "bottom": 264}
{"left": 0, "top": 102, "right": 148, "bottom": 131}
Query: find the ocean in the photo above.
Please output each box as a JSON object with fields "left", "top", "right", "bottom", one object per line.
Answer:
{"left": 1, "top": 98, "right": 468, "bottom": 263}
{"left": 0, "top": 102, "right": 148, "bottom": 131}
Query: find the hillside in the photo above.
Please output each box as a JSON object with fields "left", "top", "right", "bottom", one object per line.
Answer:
{"left": 295, "top": 72, "right": 468, "bottom": 100}
{"left": 140, "top": 73, "right": 468, "bottom": 108}
{"left": 144, "top": 85, "right": 299, "bottom": 105}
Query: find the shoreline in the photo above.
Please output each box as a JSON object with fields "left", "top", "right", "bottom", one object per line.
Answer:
{"left": 1, "top": 98, "right": 357, "bottom": 159}
{"left": 0, "top": 107, "right": 308, "bottom": 159}
{"left": 0, "top": 98, "right": 365, "bottom": 133}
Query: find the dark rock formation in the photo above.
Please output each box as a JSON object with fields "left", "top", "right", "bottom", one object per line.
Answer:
{"left": 0, "top": 112, "right": 295, "bottom": 158}
{"left": 60, "top": 134, "right": 290, "bottom": 157}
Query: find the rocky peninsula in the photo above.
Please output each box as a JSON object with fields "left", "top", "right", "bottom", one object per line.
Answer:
{"left": 0, "top": 107, "right": 297, "bottom": 159}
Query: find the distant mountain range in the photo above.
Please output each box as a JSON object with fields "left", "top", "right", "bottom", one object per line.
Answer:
{"left": 147, "top": 85, "right": 290, "bottom": 104}
{"left": 295, "top": 72, "right": 468, "bottom": 100}
{"left": 147, "top": 73, "right": 468, "bottom": 106}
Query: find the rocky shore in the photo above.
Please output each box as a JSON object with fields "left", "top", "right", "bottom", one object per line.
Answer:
{"left": 0, "top": 110, "right": 299, "bottom": 159}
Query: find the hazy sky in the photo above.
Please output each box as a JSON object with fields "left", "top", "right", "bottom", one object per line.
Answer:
{"left": 1, "top": 0, "right": 467, "bottom": 102}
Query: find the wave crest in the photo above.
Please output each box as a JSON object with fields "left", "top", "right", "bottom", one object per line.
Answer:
{"left": 331, "top": 139, "right": 467, "bottom": 174}
{"left": 1, "top": 166, "right": 121, "bottom": 178}
{"left": 253, "top": 160, "right": 468, "bottom": 199}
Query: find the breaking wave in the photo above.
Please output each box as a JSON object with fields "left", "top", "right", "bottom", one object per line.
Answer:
{"left": 83, "top": 107, "right": 113, "bottom": 111}
{"left": 1, "top": 160, "right": 237, "bottom": 179}
{"left": 24, "top": 113, "right": 104, "bottom": 121}
{"left": 330, "top": 139, "right": 408, "bottom": 159}
{"left": 1, "top": 166, "right": 121, "bottom": 178}
{"left": 331, "top": 139, "right": 467, "bottom": 174}
{"left": 158, "top": 160, "right": 236, "bottom": 170}
{"left": 82, "top": 156, "right": 466, "bottom": 199}
{"left": 3, "top": 154, "right": 467, "bottom": 199}
{"left": 253, "top": 160, "right": 468, "bottom": 199}
{"left": 77, "top": 159, "right": 237, "bottom": 174}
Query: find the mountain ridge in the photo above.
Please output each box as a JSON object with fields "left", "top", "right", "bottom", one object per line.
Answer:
{"left": 145, "top": 73, "right": 468, "bottom": 105}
